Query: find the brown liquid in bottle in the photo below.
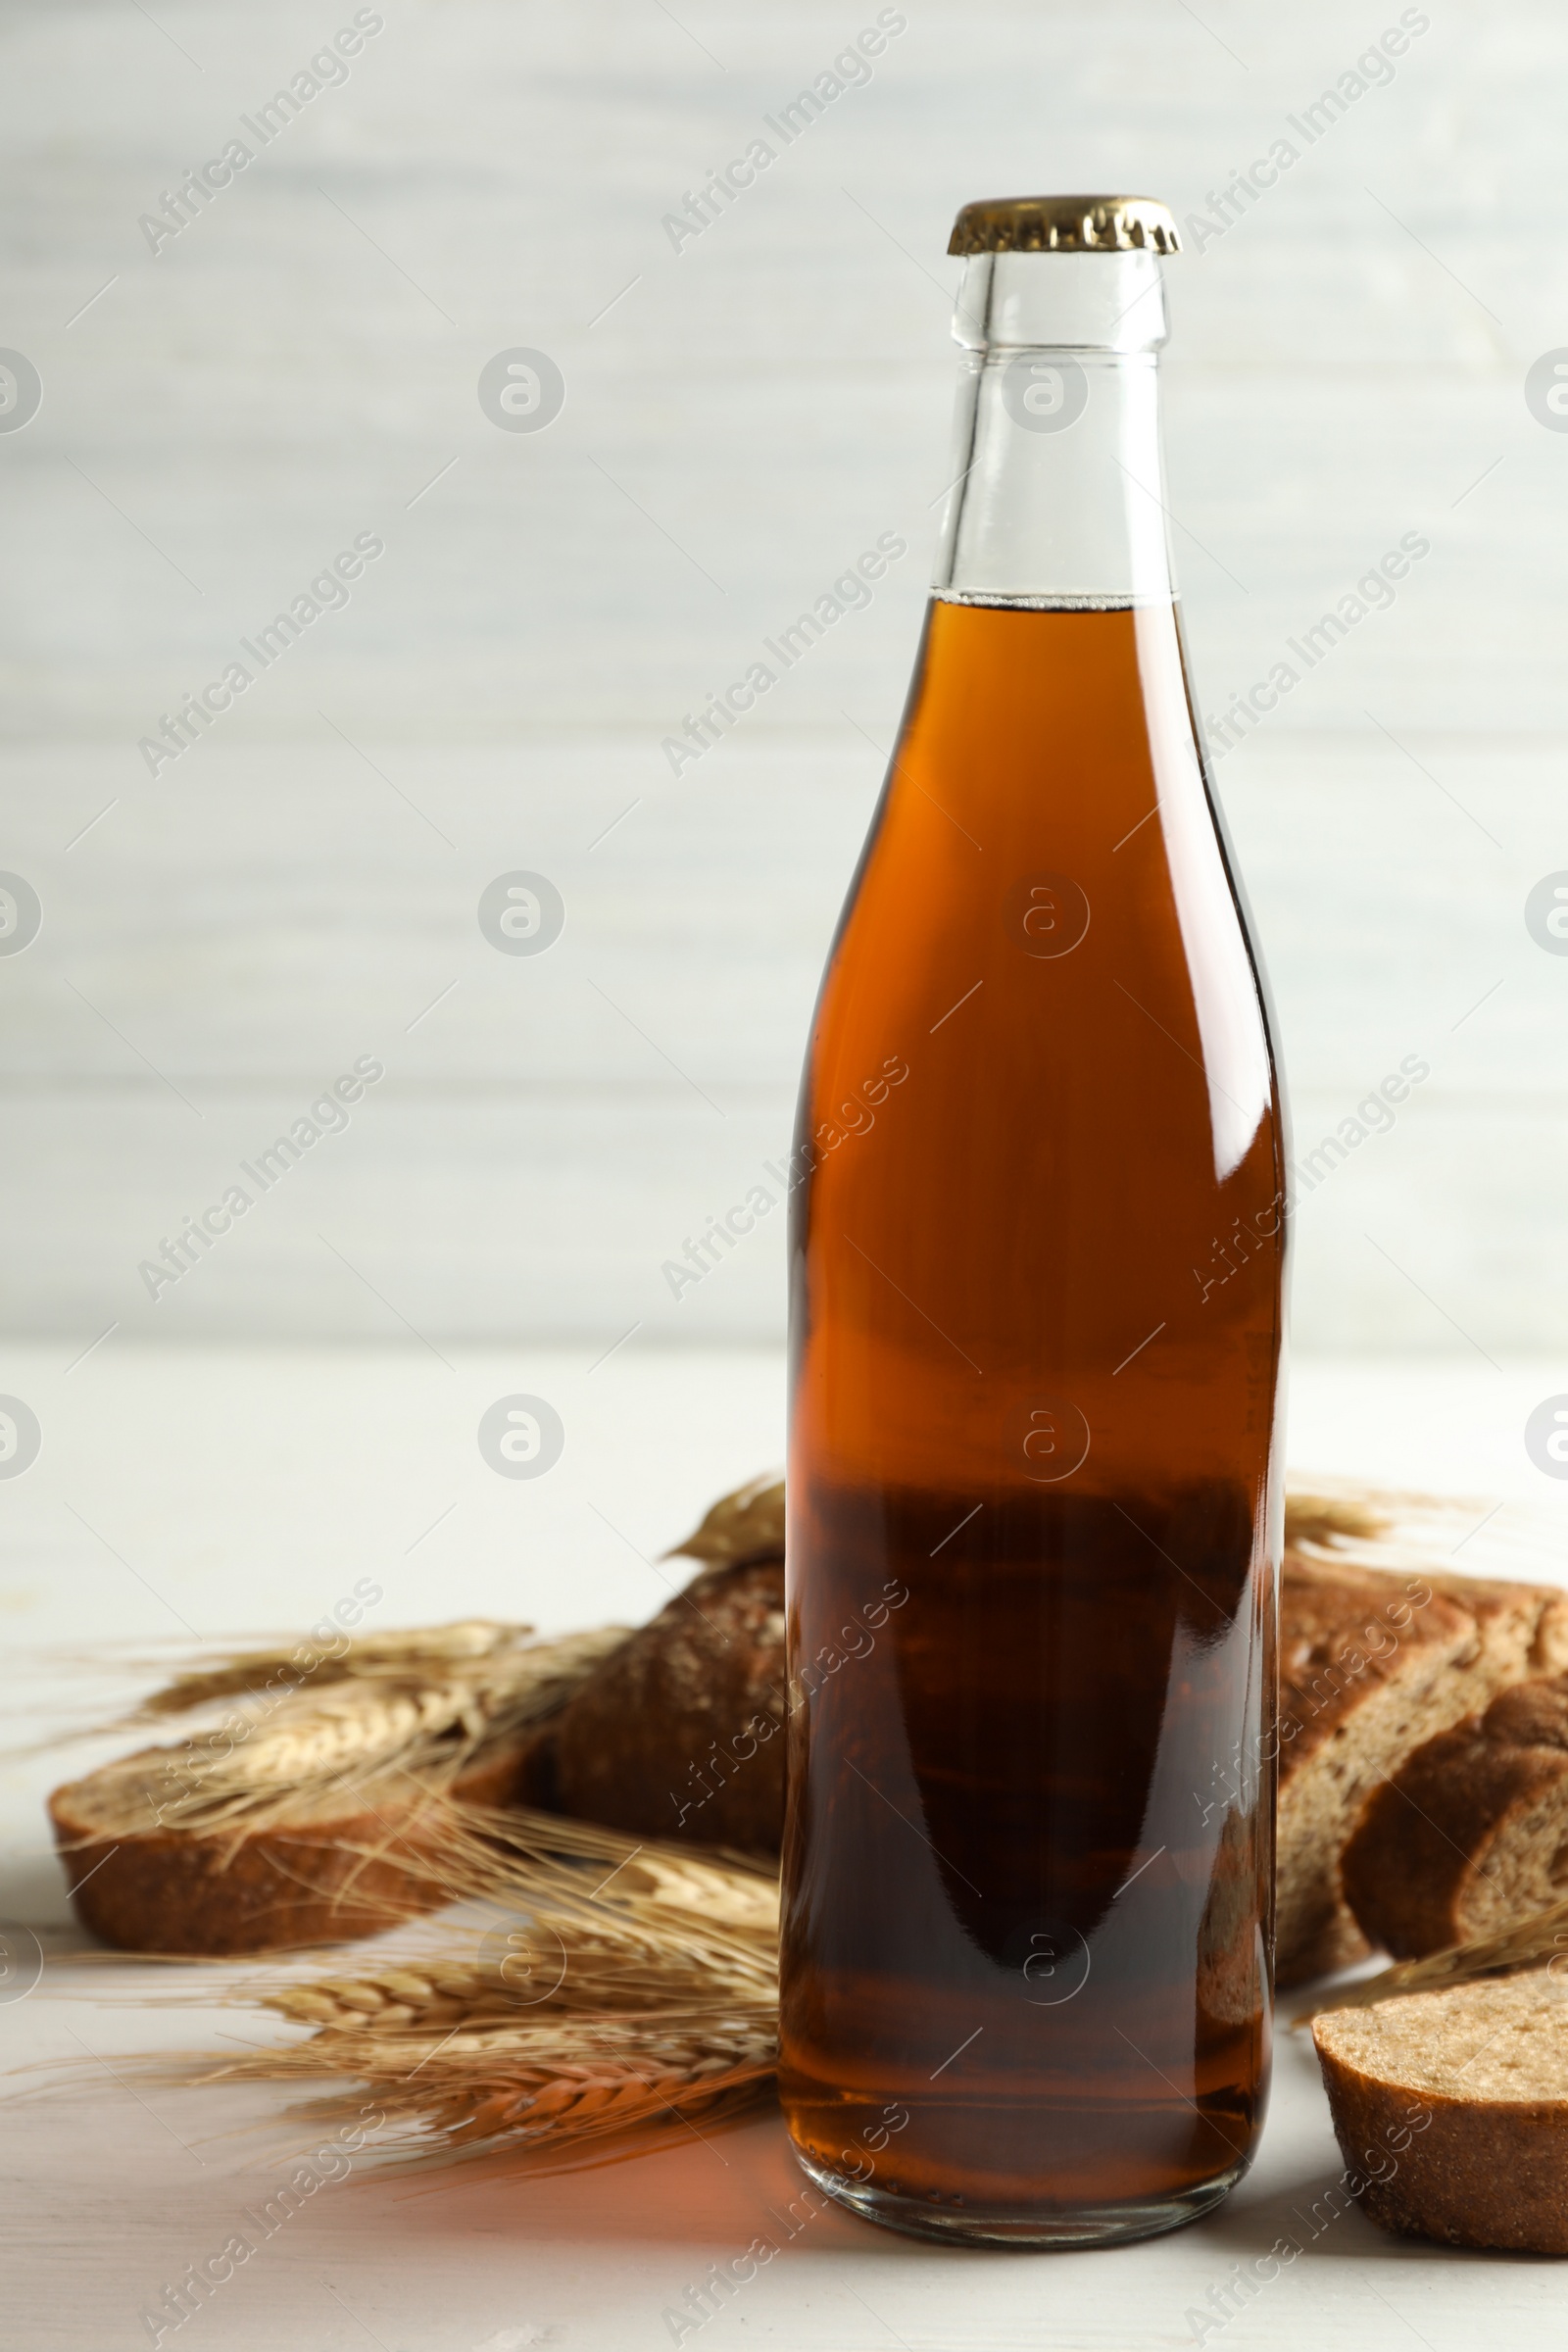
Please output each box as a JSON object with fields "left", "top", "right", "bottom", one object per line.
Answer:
{"left": 780, "top": 596, "right": 1286, "bottom": 2244}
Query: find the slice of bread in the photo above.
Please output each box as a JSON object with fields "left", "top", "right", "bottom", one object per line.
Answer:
{"left": 1313, "top": 1972, "right": 1568, "bottom": 2251}
{"left": 1343, "top": 1672, "right": 1568, "bottom": 1959}
{"left": 48, "top": 1623, "right": 628, "bottom": 1955}
{"left": 49, "top": 1731, "right": 537, "bottom": 1955}
{"left": 1276, "top": 1561, "right": 1568, "bottom": 1985}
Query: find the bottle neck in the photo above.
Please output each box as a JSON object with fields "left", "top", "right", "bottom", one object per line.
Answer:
{"left": 932, "top": 250, "right": 1178, "bottom": 609}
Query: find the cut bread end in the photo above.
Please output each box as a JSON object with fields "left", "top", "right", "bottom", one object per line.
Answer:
{"left": 1313, "top": 1973, "right": 1568, "bottom": 2252}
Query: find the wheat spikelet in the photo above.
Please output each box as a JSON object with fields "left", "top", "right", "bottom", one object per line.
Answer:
{"left": 663, "top": 1474, "right": 784, "bottom": 1569}
{"left": 1282, "top": 1493, "right": 1388, "bottom": 1548}
{"left": 122, "top": 1621, "right": 535, "bottom": 1724}
{"left": 196, "top": 1682, "right": 491, "bottom": 1788}
{"left": 1298, "top": 1897, "right": 1568, "bottom": 2023}
{"left": 170, "top": 1812, "right": 782, "bottom": 2169}
{"left": 280, "top": 2012, "right": 779, "bottom": 2156}
{"left": 102, "top": 1625, "right": 629, "bottom": 1837}
{"left": 1278, "top": 1475, "right": 1568, "bottom": 1582}
{"left": 657, "top": 1474, "right": 1468, "bottom": 1577}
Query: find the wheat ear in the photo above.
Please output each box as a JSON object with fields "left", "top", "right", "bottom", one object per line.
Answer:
{"left": 118, "top": 1620, "right": 542, "bottom": 1724}
{"left": 662, "top": 1474, "right": 784, "bottom": 1569}
{"left": 170, "top": 1812, "right": 781, "bottom": 2168}
{"left": 1298, "top": 1897, "right": 1568, "bottom": 2023}
{"left": 88, "top": 1625, "right": 628, "bottom": 1838}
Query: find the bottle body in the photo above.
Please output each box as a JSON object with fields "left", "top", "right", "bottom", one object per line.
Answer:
{"left": 779, "top": 230, "right": 1287, "bottom": 2247}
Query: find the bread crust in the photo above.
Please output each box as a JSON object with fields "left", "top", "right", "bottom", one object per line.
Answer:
{"left": 1343, "top": 1674, "right": 1568, "bottom": 1958}
{"left": 538, "top": 1558, "right": 786, "bottom": 1853}
{"left": 536, "top": 1545, "right": 1568, "bottom": 1968}
{"left": 49, "top": 1736, "right": 533, "bottom": 1956}
{"left": 1314, "top": 1986, "right": 1568, "bottom": 2253}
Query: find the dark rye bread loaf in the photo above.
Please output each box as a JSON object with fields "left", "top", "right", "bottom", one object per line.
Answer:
{"left": 1276, "top": 1559, "right": 1568, "bottom": 1986}
{"left": 536, "top": 1485, "right": 1568, "bottom": 1949}
{"left": 526, "top": 1475, "right": 788, "bottom": 1853}
{"left": 532, "top": 1556, "right": 788, "bottom": 1853}
{"left": 1313, "top": 1973, "right": 1568, "bottom": 2253}
{"left": 1343, "top": 1671, "right": 1568, "bottom": 1959}
{"left": 49, "top": 1734, "right": 534, "bottom": 1956}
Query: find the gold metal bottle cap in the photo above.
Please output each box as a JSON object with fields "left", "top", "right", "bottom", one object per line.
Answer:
{"left": 948, "top": 195, "right": 1181, "bottom": 257}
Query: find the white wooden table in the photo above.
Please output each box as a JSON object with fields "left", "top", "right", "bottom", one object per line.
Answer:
{"left": 6, "top": 1343, "right": 1568, "bottom": 2351}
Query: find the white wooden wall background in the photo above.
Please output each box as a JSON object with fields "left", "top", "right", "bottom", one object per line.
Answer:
{"left": 1, "top": 0, "right": 1566, "bottom": 1353}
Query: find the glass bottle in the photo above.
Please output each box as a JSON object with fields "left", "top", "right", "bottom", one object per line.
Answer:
{"left": 779, "top": 196, "right": 1288, "bottom": 2248}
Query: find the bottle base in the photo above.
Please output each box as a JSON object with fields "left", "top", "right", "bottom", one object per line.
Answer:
{"left": 793, "top": 2148, "right": 1248, "bottom": 2250}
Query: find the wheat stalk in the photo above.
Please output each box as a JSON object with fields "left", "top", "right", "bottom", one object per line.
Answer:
{"left": 75, "top": 1625, "right": 629, "bottom": 1839}
{"left": 168, "top": 1812, "right": 782, "bottom": 2168}
{"left": 1298, "top": 1898, "right": 1568, "bottom": 2023}
{"left": 120, "top": 1621, "right": 539, "bottom": 1723}
{"left": 663, "top": 1474, "right": 784, "bottom": 1570}
{"left": 1282, "top": 1493, "right": 1388, "bottom": 1548}
{"left": 666, "top": 1475, "right": 1455, "bottom": 1572}
{"left": 1278, "top": 1476, "right": 1568, "bottom": 1586}
{"left": 663, "top": 1474, "right": 1455, "bottom": 1571}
